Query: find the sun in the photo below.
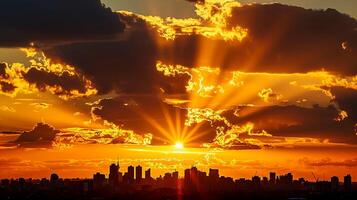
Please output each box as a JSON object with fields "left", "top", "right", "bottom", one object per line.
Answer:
{"left": 175, "top": 142, "right": 184, "bottom": 149}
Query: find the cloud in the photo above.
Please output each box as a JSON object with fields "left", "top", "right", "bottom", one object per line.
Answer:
{"left": 0, "top": 51, "right": 97, "bottom": 99}
{"left": 0, "top": 81, "right": 16, "bottom": 93}
{"left": 42, "top": 3, "right": 357, "bottom": 98}
{"left": 23, "top": 67, "right": 95, "bottom": 98}
{"left": 223, "top": 104, "right": 357, "bottom": 144}
{"left": 154, "top": 3, "right": 357, "bottom": 75}
{"left": 14, "top": 122, "right": 60, "bottom": 147}
{"left": 185, "top": 0, "right": 205, "bottom": 3}
{"left": 54, "top": 126, "right": 152, "bottom": 148}
{"left": 0, "top": 0, "right": 125, "bottom": 47}
{"left": 301, "top": 157, "right": 357, "bottom": 167}
{"left": 1, "top": 1, "right": 356, "bottom": 149}
{"left": 0, "top": 63, "right": 8, "bottom": 78}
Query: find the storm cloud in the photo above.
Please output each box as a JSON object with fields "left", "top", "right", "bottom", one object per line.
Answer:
{"left": 0, "top": 0, "right": 125, "bottom": 47}
{"left": 14, "top": 123, "right": 60, "bottom": 147}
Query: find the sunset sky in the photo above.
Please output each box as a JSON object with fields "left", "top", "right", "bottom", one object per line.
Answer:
{"left": 0, "top": 0, "right": 356, "bottom": 181}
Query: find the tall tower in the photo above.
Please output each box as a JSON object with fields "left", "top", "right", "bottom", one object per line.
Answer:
{"left": 145, "top": 168, "right": 151, "bottom": 180}
{"left": 109, "top": 163, "right": 119, "bottom": 187}
{"left": 209, "top": 169, "right": 219, "bottom": 181}
{"left": 269, "top": 172, "right": 276, "bottom": 184}
{"left": 128, "top": 165, "right": 135, "bottom": 183}
{"left": 331, "top": 176, "right": 339, "bottom": 191}
{"left": 344, "top": 174, "right": 352, "bottom": 192}
{"left": 136, "top": 165, "right": 142, "bottom": 182}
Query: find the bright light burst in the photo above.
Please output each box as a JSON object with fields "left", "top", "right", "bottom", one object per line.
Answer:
{"left": 175, "top": 142, "right": 184, "bottom": 149}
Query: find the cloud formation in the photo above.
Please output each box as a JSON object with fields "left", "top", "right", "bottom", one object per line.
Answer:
{"left": 0, "top": 0, "right": 356, "bottom": 149}
{"left": 0, "top": 0, "right": 125, "bottom": 47}
{"left": 14, "top": 123, "right": 60, "bottom": 147}
{"left": 302, "top": 157, "right": 357, "bottom": 167}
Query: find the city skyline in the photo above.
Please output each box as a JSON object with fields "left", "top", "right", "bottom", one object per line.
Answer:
{"left": 0, "top": 0, "right": 357, "bottom": 188}
{"left": 1, "top": 163, "right": 355, "bottom": 200}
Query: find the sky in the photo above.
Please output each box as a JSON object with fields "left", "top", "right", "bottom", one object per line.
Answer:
{"left": 0, "top": 0, "right": 356, "bottom": 181}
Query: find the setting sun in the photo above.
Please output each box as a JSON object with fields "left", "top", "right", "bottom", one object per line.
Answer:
{"left": 175, "top": 142, "right": 184, "bottom": 149}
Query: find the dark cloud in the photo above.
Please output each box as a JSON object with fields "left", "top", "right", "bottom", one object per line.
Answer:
{"left": 14, "top": 123, "right": 60, "bottom": 147}
{"left": 185, "top": 0, "right": 205, "bottom": 3}
{"left": 0, "top": 63, "right": 8, "bottom": 78}
{"left": 42, "top": 4, "right": 357, "bottom": 97}
{"left": 0, "top": 81, "right": 16, "bottom": 93}
{"left": 302, "top": 157, "right": 357, "bottom": 167}
{"left": 23, "top": 67, "right": 92, "bottom": 96}
{"left": 222, "top": 104, "right": 357, "bottom": 144}
{"left": 223, "top": 4, "right": 357, "bottom": 75}
{"left": 155, "top": 4, "right": 357, "bottom": 76}
{"left": 44, "top": 23, "right": 189, "bottom": 95}
{"left": 331, "top": 87, "right": 357, "bottom": 121}
{"left": 44, "top": 31, "right": 158, "bottom": 94}
{"left": 0, "top": 63, "right": 16, "bottom": 93}
{"left": 0, "top": 0, "right": 125, "bottom": 47}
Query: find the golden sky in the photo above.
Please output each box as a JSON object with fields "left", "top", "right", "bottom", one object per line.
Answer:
{"left": 0, "top": 0, "right": 356, "bottom": 180}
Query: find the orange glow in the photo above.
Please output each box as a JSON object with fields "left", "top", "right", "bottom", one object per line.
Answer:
{"left": 175, "top": 142, "right": 184, "bottom": 150}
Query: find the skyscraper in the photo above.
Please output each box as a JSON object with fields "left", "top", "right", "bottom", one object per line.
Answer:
{"left": 50, "top": 173, "right": 59, "bottom": 184}
{"left": 172, "top": 171, "right": 179, "bottom": 181}
{"left": 269, "top": 172, "right": 276, "bottom": 184}
{"left": 109, "top": 163, "right": 119, "bottom": 187}
{"left": 209, "top": 169, "right": 219, "bottom": 181}
{"left": 136, "top": 165, "right": 142, "bottom": 182}
{"left": 190, "top": 167, "right": 198, "bottom": 183}
{"left": 344, "top": 174, "right": 352, "bottom": 192}
{"left": 184, "top": 169, "right": 190, "bottom": 184}
{"left": 128, "top": 165, "right": 134, "bottom": 183}
{"left": 145, "top": 169, "right": 151, "bottom": 180}
{"left": 93, "top": 172, "right": 105, "bottom": 190}
{"left": 331, "top": 176, "right": 339, "bottom": 191}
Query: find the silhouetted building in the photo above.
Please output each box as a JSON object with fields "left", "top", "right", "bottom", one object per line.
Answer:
{"left": 190, "top": 167, "right": 198, "bottom": 183}
{"left": 331, "top": 176, "right": 339, "bottom": 191}
{"left": 1, "top": 163, "right": 356, "bottom": 200}
{"left": 172, "top": 171, "right": 179, "bottom": 181}
{"left": 50, "top": 173, "right": 59, "bottom": 184}
{"left": 109, "top": 163, "right": 119, "bottom": 187}
{"left": 262, "top": 177, "right": 268, "bottom": 185}
{"left": 128, "top": 166, "right": 134, "bottom": 183}
{"left": 145, "top": 169, "right": 151, "bottom": 180}
{"left": 93, "top": 172, "right": 105, "bottom": 190}
{"left": 344, "top": 174, "right": 352, "bottom": 192}
{"left": 184, "top": 169, "right": 190, "bottom": 184}
{"left": 252, "top": 176, "right": 261, "bottom": 185}
{"left": 136, "top": 165, "right": 142, "bottom": 182}
{"left": 269, "top": 172, "right": 276, "bottom": 184}
{"left": 209, "top": 169, "right": 219, "bottom": 181}
{"left": 164, "top": 173, "right": 172, "bottom": 183}
{"left": 279, "top": 173, "right": 293, "bottom": 184}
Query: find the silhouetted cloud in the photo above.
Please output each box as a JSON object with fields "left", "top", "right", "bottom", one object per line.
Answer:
{"left": 23, "top": 68, "right": 93, "bottom": 97}
{"left": 222, "top": 104, "right": 357, "bottom": 144}
{"left": 44, "top": 25, "right": 189, "bottom": 95}
{"left": 14, "top": 123, "right": 60, "bottom": 147}
{"left": 185, "top": 0, "right": 205, "bottom": 3}
{"left": 0, "top": 63, "right": 8, "bottom": 78}
{"left": 155, "top": 3, "right": 357, "bottom": 75}
{"left": 0, "top": 81, "right": 16, "bottom": 93}
{"left": 223, "top": 4, "right": 357, "bottom": 75}
{"left": 302, "top": 157, "right": 357, "bottom": 167}
{"left": 0, "top": 0, "right": 125, "bottom": 47}
{"left": 43, "top": 3, "right": 357, "bottom": 97}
